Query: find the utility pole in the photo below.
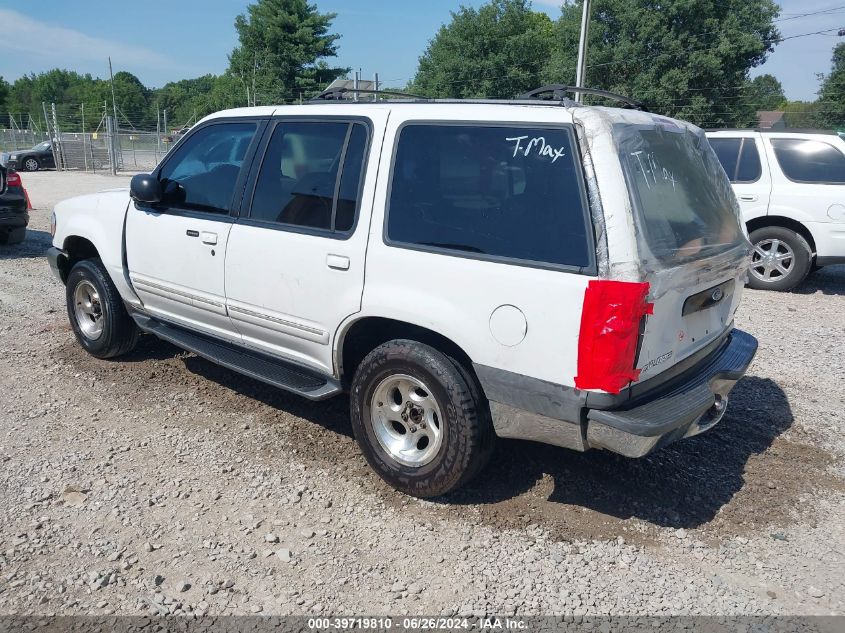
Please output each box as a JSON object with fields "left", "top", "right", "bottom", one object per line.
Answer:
{"left": 108, "top": 57, "right": 119, "bottom": 129}
{"left": 374, "top": 73, "right": 380, "bottom": 101}
{"left": 574, "top": 0, "right": 592, "bottom": 103}
{"left": 252, "top": 53, "right": 257, "bottom": 107}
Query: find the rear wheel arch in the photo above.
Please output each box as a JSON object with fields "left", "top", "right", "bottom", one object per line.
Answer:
{"left": 338, "top": 317, "right": 478, "bottom": 389}
{"left": 746, "top": 216, "right": 817, "bottom": 254}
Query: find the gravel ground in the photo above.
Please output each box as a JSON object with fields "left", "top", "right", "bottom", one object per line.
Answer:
{"left": 0, "top": 172, "right": 843, "bottom": 617}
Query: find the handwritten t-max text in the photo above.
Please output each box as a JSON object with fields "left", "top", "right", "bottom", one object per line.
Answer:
{"left": 630, "top": 150, "right": 676, "bottom": 190}
{"left": 505, "top": 136, "right": 567, "bottom": 163}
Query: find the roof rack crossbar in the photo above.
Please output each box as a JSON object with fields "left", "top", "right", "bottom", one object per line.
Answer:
{"left": 518, "top": 85, "right": 646, "bottom": 111}
{"left": 311, "top": 87, "right": 431, "bottom": 102}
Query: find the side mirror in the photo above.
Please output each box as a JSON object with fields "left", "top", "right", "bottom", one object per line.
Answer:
{"left": 130, "top": 174, "right": 162, "bottom": 204}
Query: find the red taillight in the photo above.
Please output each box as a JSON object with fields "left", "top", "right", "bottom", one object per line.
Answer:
{"left": 574, "top": 280, "right": 653, "bottom": 394}
{"left": 6, "top": 171, "right": 21, "bottom": 187}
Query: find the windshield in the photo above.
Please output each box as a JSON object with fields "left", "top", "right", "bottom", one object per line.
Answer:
{"left": 615, "top": 121, "right": 745, "bottom": 268}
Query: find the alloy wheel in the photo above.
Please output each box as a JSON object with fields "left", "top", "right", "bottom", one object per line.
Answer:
{"left": 750, "top": 238, "right": 795, "bottom": 283}
{"left": 369, "top": 374, "right": 444, "bottom": 467}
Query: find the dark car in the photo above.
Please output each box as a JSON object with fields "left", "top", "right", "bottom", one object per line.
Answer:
{"left": 6, "top": 141, "right": 55, "bottom": 172}
{"left": 0, "top": 165, "right": 30, "bottom": 244}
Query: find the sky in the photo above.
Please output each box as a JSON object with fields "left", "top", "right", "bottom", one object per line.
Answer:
{"left": 0, "top": 0, "right": 842, "bottom": 102}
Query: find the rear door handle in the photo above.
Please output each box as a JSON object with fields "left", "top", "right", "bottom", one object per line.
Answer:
{"left": 326, "top": 254, "right": 350, "bottom": 270}
{"left": 739, "top": 194, "right": 758, "bottom": 202}
{"left": 201, "top": 231, "right": 218, "bottom": 245}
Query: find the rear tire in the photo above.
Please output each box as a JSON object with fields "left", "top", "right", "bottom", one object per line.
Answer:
{"left": 23, "top": 157, "right": 39, "bottom": 172}
{"left": 66, "top": 259, "right": 139, "bottom": 359}
{"left": 350, "top": 340, "right": 494, "bottom": 498}
{"left": 747, "top": 226, "right": 812, "bottom": 292}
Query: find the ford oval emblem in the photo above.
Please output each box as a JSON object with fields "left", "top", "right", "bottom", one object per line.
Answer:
{"left": 711, "top": 288, "right": 724, "bottom": 302}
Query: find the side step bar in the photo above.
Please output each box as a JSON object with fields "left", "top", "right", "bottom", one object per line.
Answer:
{"left": 132, "top": 313, "right": 342, "bottom": 401}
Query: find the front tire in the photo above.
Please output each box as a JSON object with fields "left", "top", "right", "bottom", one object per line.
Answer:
{"left": 747, "top": 226, "right": 812, "bottom": 291}
{"left": 23, "top": 157, "right": 39, "bottom": 172}
{"left": 350, "top": 340, "right": 494, "bottom": 498}
{"left": 66, "top": 259, "right": 138, "bottom": 359}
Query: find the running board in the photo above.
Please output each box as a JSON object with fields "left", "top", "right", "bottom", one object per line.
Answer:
{"left": 132, "top": 314, "right": 341, "bottom": 401}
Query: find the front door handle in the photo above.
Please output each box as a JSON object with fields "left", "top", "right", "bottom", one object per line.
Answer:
{"left": 739, "top": 194, "right": 758, "bottom": 202}
{"left": 201, "top": 231, "right": 218, "bottom": 245}
{"left": 326, "top": 254, "right": 350, "bottom": 270}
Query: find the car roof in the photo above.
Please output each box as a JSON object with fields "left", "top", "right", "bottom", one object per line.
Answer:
{"left": 200, "top": 101, "right": 598, "bottom": 126}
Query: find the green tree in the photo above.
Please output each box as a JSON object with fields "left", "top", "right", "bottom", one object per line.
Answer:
{"left": 544, "top": 0, "right": 780, "bottom": 127}
{"left": 110, "top": 71, "right": 154, "bottom": 130}
{"left": 732, "top": 74, "right": 785, "bottom": 127}
{"left": 816, "top": 43, "right": 845, "bottom": 130}
{"left": 228, "top": 0, "right": 347, "bottom": 104}
{"left": 780, "top": 100, "right": 821, "bottom": 129}
{"left": 0, "top": 76, "right": 8, "bottom": 115}
{"left": 411, "top": 0, "right": 554, "bottom": 98}
{"left": 743, "top": 74, "right": 785, "bottom": 111}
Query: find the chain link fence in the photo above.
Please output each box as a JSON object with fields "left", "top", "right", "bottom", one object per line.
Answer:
{"left": 1, "top": 103, "right": 187, "bottom": 173}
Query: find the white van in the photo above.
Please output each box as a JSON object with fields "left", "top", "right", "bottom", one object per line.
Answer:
{"left": 49, "top": 87, "right": 757, "bottom": 497}
{"left": 707, "top": 130, "right": 845, "bottom": 290}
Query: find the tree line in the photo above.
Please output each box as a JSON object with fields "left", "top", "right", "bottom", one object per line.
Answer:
{"left": 0, "top": 0, "right": 842, "bottom": 133}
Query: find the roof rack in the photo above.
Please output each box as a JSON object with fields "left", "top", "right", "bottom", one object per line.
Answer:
{"left": 311, "top": 87, "right": 430, "bottom": 102}
{"left": 518, "top": 85, "right": 647, "bottom": 111}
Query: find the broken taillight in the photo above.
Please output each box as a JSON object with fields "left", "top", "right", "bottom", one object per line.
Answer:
{"left": 574, "top": 280, "right": 654, "bottom": 394}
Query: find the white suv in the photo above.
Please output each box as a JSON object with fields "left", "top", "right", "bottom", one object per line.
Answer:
{"left": 48, "top": 88, "right": 757, "bottom": 497}
{"left": 707, "top": 129, "right": 845, "bottom": 291}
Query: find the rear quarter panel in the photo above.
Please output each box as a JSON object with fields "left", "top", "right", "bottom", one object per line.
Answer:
{"left": 358, "top": 105, "right": 593, "bottom": 385}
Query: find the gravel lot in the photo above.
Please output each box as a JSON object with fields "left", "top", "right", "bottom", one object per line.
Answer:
{"left": 1, "top": 172, "right": 843, "bottom": 617}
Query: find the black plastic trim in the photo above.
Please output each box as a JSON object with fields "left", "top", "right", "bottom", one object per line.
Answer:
{"left": 474, "top": 326, "right": 737, "bottom": 424}
{"left": 131, "top": 312, "right": 341, "bottom": 401}
{"left": 682, "top": 279, "right": 734, "bottom": 317}
{"left": 47, "top": 246, "right": 67, "bottom": 282}
{"left": 816, "top": 255, "right": 845, "bottom": 266}
{"left": 585, "top": 327, "right": 732, "bottom": 409}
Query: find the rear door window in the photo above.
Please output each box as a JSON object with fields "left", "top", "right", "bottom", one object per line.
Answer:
{"left": 771, "top": 138, "right": 845, "bottom": 184}
{"left": 386, "top": 124, "right": 592, "bottom": 270}
{"left": 709, "top": 138, "right": 741, "bottom": 181}
{"left": 709, "top": 137, "right": 761, "bottom": 183}
{"left": 249, "top": 121, "right": 369, "bottom": 233}
{"left": 736, "top": 139, "right": 762, "bottom": 182}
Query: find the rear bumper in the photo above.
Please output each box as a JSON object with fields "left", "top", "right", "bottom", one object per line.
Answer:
{"left": 586, "top": 329, "right": 757, "bottom": 456}
{"left": 0, "top": 187, "right": 29, "bottom": 228}
{"left": 0, "top": 209, "right": 29, "bottom": 229}
{"left": 477, "top": 328, "right": 758, "bottom": 458}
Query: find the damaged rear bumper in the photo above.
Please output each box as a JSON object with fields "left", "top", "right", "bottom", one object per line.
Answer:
{"left": 476, "top": 328, "right": 758, "bottom": 458}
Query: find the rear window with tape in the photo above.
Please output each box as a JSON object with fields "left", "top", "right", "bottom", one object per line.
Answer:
{"left": 617, "top": 122, "right": 745, "bottom": 268}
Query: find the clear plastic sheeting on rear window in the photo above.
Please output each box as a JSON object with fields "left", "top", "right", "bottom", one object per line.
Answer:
{"left": 615, "top": 121, "right": 746, "bottom": 270}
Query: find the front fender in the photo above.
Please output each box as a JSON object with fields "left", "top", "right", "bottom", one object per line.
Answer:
{"left": 52, "top": 191, "right": 141, "bottom": 306}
